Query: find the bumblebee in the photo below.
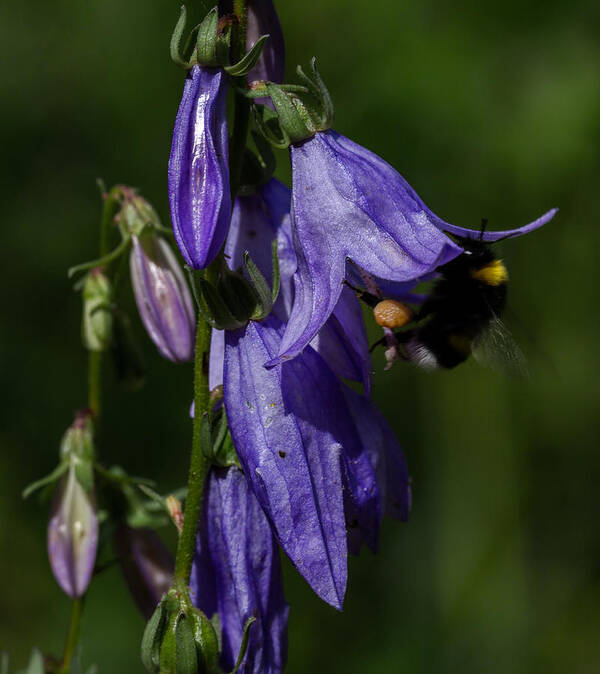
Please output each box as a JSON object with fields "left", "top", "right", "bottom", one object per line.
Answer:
{"left": 364, "top": 234, "right": 525, "bottom": 373}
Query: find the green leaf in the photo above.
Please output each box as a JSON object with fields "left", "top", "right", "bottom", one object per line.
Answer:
{"left": 22, "top": 461, "right": 68, "bottom": 499}
{"left": 230, "top": 617, "right": 256, "bottom": 673}
{"left": 224, "top": 34, "right": 269, "bottom": 77}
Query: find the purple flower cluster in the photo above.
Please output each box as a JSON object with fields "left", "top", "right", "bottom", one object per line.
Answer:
{"left": 163, "top": 6, "right": 557, "bottom": 671}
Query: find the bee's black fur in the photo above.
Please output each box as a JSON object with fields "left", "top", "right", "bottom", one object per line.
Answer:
{"left": 399, "top": 239, "right": 507, "bottom": 368}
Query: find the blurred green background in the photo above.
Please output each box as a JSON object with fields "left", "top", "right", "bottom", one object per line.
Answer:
{"left": 1, "top": 0, "right": 599, "bottom": 671}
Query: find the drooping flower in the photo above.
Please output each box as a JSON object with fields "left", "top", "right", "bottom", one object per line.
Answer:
{"left": 191, "top": 467, "right": 288, "bottom": 674}
{"left": 267, "top": 128, "right": 558, "bottom": 366}
{"left": 168, "top": 65, "right": 230, "bottom": 269}
{"left": 48, "top": 462, "right": 98, "bottom": 598}
{"left": 129, "top": 232, "right": 195, "bottom": 362}
{"left": 113, "top": 525, "right": 173, "bottom": 619}
{"left": 200, "top": 178, "right": 408, "bottom": 609}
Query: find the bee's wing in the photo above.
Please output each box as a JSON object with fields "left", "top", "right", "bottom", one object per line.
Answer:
{"left": 472, "top": 317, "right": 529, "bottom": 378}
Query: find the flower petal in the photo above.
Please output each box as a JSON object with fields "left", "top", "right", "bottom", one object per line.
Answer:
{"left": 130, "top": 234, "right": 196, "bottom": 362}
{"left": 224, "top": 316, "right": 348, "bottom": 608}
{"left": 437, "top": 208, "right": 558, "bottom": 242}
{"left": 168, "top": 66, "right": 230, "bottom": 269}
{"left": 309, "top": 285, "right": 372, "bottom": 394}
{"left": 191, "top": 467, "right": 288, "bottom": 674}
{"left": 342, "top": 387, "right": 411, "bottom": 521}
{"left": 270, "top": 129, "right": 462, "bottom": 365}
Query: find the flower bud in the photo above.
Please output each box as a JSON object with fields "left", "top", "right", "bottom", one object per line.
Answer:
{"left": 130, "top": 233, "right": 196, "bottom": 363}
{"left": 119, "top": 191, "right": 162, "bottom": 237}
{"left": 246, "top": 0, "right": 285, "bottom": 84}
{"left": 47, "top": 463, "right": 98, "bottom": 598}
{"left": 168, "top": 65, "right": 230, "bottom": 270}
{"left": 82, "top": 267, "right": 113, "bottom": 352}
{"left": 113, "top": 525, "right": 174, "bottom": 620}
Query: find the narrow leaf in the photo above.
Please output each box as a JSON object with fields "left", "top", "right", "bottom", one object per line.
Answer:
{"left": 196, "top": 7, "right": 218, "bottom": 65}
{"left": 141, "top": 600, "right": 166, "bottom": 672}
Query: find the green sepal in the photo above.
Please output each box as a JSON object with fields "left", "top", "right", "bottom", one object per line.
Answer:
{"left": 267, "top": 84, "right": 315, "bottom": 143}
{"left": 22, "top": 461, "right": 69, "bottom": 499}
{"left": 171, "top": 5, "right": 192, "bottom": 67}
{"left": 141, "top": 598, "right": 167, "bottom": 673}
{"left": 196, "top": 7, "right": 219, "bottom": 66}
{"left": 270, "top": 238, "right": 280, "bottom": 304}
{"left": 252, "top": 105, "right": 290, "bottom": 150}
{"left": 240, "top": 83, "right": 308, "bottom": 99}
{"left": 295, "top": 58, "right": 334, "bottom": 128}
{"left": 243, "top": 252, "right": 273, "bottom": 319}
{"left": 200, "top": 412, "right": 212, "bottom": 461}
{"left": 216, "top": 268, "right": 261, "bottom": 324}
{"left": 190, "top": 608, "right": 220, "bottom": 674}
{"left": 230, "top": 617, "right": 256, "bottom": 673}
{"left": 175, "top": 614, "right": 199, "bottom": 674}
{"left": 208, "top": 410, "right": 241, "bottom": 469}
{"left": 74, "top": 457, "right": 95, "bottom": 493}
{"left": 224, "top": 34, "right": 269, "bottom": 76}
{"left": 197, "top": 276, "right": 248, "bottom": 330}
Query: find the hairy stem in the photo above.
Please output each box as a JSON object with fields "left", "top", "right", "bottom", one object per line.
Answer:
{"left": 173, "top": 313, "right": 212, "bottom": 583}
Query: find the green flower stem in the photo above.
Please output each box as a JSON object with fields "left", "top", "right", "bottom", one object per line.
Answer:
{"left": 57, "top": 597, "right": 84, "bottom": 674}
{"left": 173, "top": 0, "right": 249, "bottom": 587}
{"left": 173, "top": 312, "right": 212, "bottom": 584}
{"left": 87, "top": 187, "right": 121, "bottom": 419}
{"left": 88, "top": 351, "right": 102, "bottom": 417}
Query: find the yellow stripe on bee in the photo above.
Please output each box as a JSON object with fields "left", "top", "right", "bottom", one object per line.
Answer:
{"left": 470, "top": 259, "right": 508, "bottom": 285}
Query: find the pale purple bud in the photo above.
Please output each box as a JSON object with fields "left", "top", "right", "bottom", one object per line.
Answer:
{"left": 47, "top": 464, "right": 98, "bottom": 598}
{"left": 130, "top": 233, "right": 196, "bottom": 363}
{"left": 113, "top": 525, "right": 174, "bottom": 619}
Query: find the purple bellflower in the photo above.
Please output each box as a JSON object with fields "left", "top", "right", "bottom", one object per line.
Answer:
{"left": 47, "top": 463, "right": 98, "bottom": 598}
{"left": 168, "top": 65, "right": 230, "bottom": 269}
{"left": 113, "top": 525, "right": 174, "bottom": 620}
{"left": 129, "top": 232, "right": 196, "bottom": 362}
{"left": 267, "top": 129, "right": 558, "bottom": 366}
{"left": 191, "top": 467, "right": 288, "bottom": 674}
{"left": 204, "top": 178, "right": 409, "bottom": 609}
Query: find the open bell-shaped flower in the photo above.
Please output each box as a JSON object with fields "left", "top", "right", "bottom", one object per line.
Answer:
{"left": 169, "top": 65, "right": 230, "bottom": 270}
{"left": 191, "top": 467, "right": 288, "bottom": 674}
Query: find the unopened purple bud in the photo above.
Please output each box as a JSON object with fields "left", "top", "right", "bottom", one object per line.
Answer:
{"left": 130, "top": 233, "right": 195, "bottom": 363}
{"left": 113, "top": 525, "right": 174, "bottom": 619}
{"left": 47, "top": 464, "right": 98, "bottom": 598}
{"left": 168, "top": 65, "right": 230, "bottom": 269}
{"left": 247, "top": 0, "right": 285, "bottom": 83}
